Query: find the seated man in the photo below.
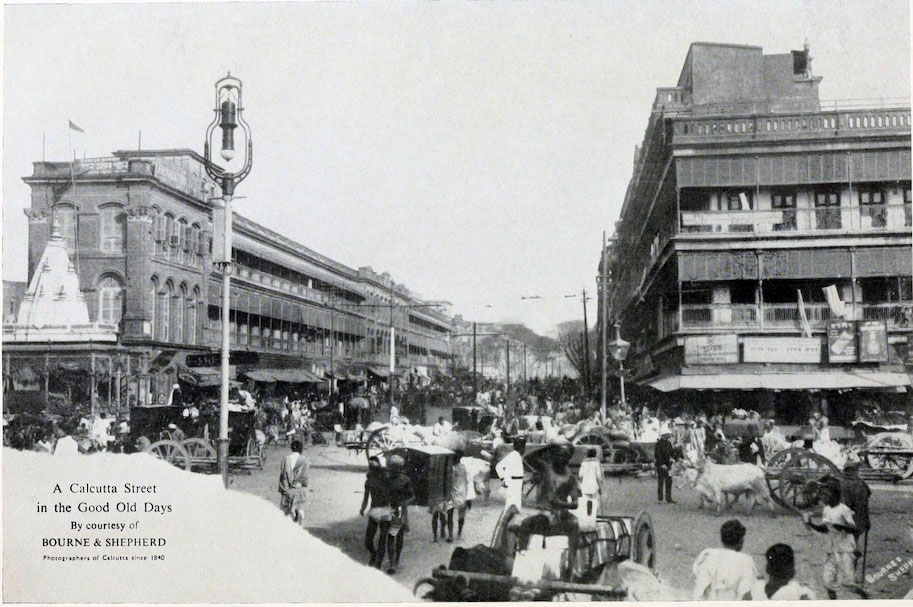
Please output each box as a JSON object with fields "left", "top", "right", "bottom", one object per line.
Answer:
{"left": 533, "top": 445, "right": 582, "bottom": 579}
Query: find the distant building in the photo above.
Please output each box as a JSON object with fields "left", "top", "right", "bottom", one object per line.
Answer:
{"left": 6, "top": 149, "right": 454, "bottom": 405}
{"left": 603, "top": 42, "right": 911, "bottom": 424}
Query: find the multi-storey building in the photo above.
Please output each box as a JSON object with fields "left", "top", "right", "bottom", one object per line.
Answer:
{"left": 6, "top": 148, "right": 454, "bottom": 403}
{"left": 604, "top": 43, "right": 912, "bottom": 424}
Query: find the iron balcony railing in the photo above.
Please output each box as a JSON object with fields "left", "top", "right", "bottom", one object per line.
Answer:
{"left": 659, "top": 302, "right": 912, "bottom": 337}
{"left": 680, "top": 203, "right": 912, "bottom": 235}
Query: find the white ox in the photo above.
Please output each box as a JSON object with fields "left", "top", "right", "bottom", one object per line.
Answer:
{"left": 672, "top": 459, "right": 775, "bottom": 516}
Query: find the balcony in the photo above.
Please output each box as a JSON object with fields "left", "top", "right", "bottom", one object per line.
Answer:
{"left": 661, "top": 302, "right": 912, "bottom": 335}
{"left": 680, "top": 204, "right": 911, "bottom": 236}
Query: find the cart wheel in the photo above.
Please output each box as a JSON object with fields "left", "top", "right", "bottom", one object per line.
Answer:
{"left": 259, "top": 444, "right": 267, "bottom": 469}
{"left": 573, "top": 432, "right": 610, "bottom": 450}
{"left": 521, "top": 456, "right": 544, "bottom": 506}
{"left": 489, "top": 503, "right": 519, "bottom": 554}
{"left": 182, "top": 438, "right": 216, "bottom": 458}
{"left": 764, "top": 447, "right": 802, "bottom": 507}
{"left": 145, "top": 439, "right": 192, "bottom": 472}
{"left": 365, "top": 426, "right": 397, "bottom": 461}
{"left": 631, "top": 511, "right": 656, "bottom": 572}
{"left": 245, "top": 437, "right": 264, "bottom": 470}
{"left": 865, "top": 433, "right": 913, "bottom": 477}
{"left": 777, "top": 449, "right": 840, "bottom": 510}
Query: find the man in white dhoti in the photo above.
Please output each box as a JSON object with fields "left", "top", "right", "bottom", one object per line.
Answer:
{"left": 495, "top": 439, "right": 526, "bottom": 512}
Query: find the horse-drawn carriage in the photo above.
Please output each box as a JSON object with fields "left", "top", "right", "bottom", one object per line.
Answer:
{"left": 128, "top": 405, "right": 265, "bottom": 473}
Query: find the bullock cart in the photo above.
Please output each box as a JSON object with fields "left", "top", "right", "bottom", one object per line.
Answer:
{"left": 360, "top": 422, "right": 489, "bottom": 462}
{"left": 857, "top": 431, "right": 913, "bottom": 480}
{"left": 571, "top": 425, "right": 653, "bottom": 476}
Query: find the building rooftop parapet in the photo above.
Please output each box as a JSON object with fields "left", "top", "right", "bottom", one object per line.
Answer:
{"left": 670, "top": 103, "right": 911, "bottom": 144}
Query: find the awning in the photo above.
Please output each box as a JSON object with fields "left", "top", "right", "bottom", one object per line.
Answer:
{"left": 244, "top": 370, "right": 277, "bottom": 383}
{"left": 271, "top": 369, "right": 324, "bottom": 384}
{"left": 645, "top": 371, "right": 911, "bottom": 392}
{"left": 243, "top": 369, "right": 325, "bottom": 384}
{"left": 367, "top": 367, "right": 390, "bottom": 379}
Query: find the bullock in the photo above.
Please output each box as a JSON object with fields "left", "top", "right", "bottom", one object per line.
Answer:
{"left": 671, "top": 458, "right": 775, "bottom": 516}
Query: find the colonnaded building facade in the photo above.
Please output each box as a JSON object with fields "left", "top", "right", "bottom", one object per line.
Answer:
{"left": 4, "top": 149, "right": 454, "bottom": 405}
{"left": 604, "top": 42, "right": 912, "bottom": 425}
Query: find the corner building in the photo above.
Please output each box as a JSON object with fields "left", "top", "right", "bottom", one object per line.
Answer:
{"left": 16, "top": 149, "right": 454, "bottom": 400}
{"left": 606, "top": 43, "right": 912, "bottom": 424}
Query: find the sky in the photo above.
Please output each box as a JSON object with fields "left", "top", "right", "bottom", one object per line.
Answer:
{"left": 3, "top": 1, "right": 910, "bottom": 336}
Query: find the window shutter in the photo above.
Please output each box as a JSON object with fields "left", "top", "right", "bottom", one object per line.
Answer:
{"left": 154, "top": 215, "right": 165, "bottom": 242}
{"left": 182, "top": 225, "right": 191, "bottom": 250}
{"left": 201, "top": 231, "right": 212, "bottom": 255}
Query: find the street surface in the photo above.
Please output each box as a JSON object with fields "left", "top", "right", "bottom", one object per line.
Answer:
{"left": 232, "top": 442, "right": 913, "bottom": 600}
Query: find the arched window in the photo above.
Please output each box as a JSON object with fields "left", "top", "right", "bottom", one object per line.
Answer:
{"left": 97, "top": 275, "right": 124, "bottom": 324}
{"left": 164, "top": 213, "right": 176, "bottom": 259}
{"left": 55, "top": 204, "right": 77, "bottom": 251}
{"left": 177, "top": 219, "right": 188, "bottom": 264}
{"left": 149, "top": 279, "right": 158, "bottom": 336}
{"left": 173, "top": 284, "right": 186, "bottom": 343}
{"left": 191, "top": 223, "right": 202, "bottom": 267}
{"left": 159, "top": 282, "right": 172, "bottom": 342}
{"left": 99, "top": 204, "right": 126, "bottom": 253}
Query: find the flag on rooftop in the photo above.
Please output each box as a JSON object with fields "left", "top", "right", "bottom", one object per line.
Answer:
{"left": 68, "top": 120, "right": 84, "bottom": 133}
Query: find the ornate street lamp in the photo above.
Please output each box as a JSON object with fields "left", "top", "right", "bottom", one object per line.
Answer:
{"left": 607, "top": 322, "right": 630, "bottom": 408}
{"left": 203, "top": 73, "right": 252, "bottom": 487}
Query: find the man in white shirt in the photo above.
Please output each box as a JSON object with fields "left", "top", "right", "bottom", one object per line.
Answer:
{"left": 53, "top": 426, "right": 80, "bottom": 457}
{"left": 432, "top": 416, "right": 446, "bottom": 437}
{"left": 692, "top": 519, "right": 760, "bottom": 600}
{"left": 495, "top": 439, "right": 526, "bottom": 512}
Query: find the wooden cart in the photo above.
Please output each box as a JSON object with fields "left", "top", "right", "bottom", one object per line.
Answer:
{"left": 129, "top": 405, "right": 265, "bottom": 473}
{"left": 415, "top": 505, "right": 654, "bottom": 601}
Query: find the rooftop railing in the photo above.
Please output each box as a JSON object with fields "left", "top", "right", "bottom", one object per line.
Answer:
{"left": 672, "top": 105, "right": 911, "bottom": 142}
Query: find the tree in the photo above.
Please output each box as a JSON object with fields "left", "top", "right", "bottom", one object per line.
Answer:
{"left": 556, "top": 320, "right": 596, "bottom": 394}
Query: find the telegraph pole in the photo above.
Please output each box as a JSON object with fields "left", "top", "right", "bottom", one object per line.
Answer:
{"left": 581, "top": 288, "right": 591, "bottom": 399}
{"left": 523, "top": 343, "right": 528, "bottom": 382}
{"left": 472, "top": 321, "right": 477, "bottom": 397}
{"left": 600, "top": 230, "right": 608, "bottom": 420}
{"left": 389, "top": 281, "right": 395, "bottom": 406}
{"left": 505, "top": 339, "right": 510, "bottom": 396}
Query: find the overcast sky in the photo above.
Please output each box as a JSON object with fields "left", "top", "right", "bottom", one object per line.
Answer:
{"left": 3, "top": 1, "right": 910, "bottom": 335}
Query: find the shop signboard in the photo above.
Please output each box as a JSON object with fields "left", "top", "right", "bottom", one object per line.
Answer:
{"left": 827, "top": 320, "right": 857, "bottom": 363}
{"left": 684, "top": 335, "right": 739, "bottom": 364}
{"left": 743, "top": 337, "right": 821, "bottom": 363}
{"left": 858, "top": 321, "right": 889, "bottom": 363}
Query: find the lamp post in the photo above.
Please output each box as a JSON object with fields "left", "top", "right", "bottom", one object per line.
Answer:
{"left": 607, "top": 322, "right": 630, "bottom": 409}
{"left": 204, "top": 73, "right": 252, "bottom": 488}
